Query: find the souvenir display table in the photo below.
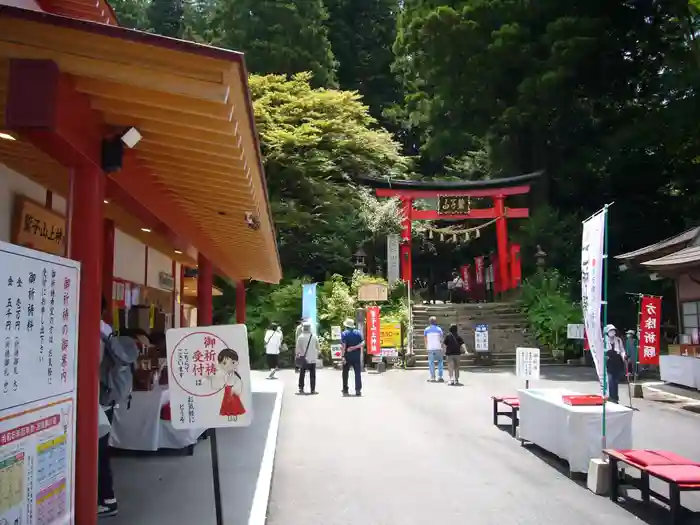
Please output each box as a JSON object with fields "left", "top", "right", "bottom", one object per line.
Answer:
{"left": 660, "top": 354, "right": 700, "bottom": 390}
{"left": 518, "top": 388, "right": 633, "bottom": 474}
{"left": 109, "top": 386, "right": 206, "bottom": 451}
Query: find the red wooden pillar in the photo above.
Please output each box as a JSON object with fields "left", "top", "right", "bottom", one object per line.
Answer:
{"left": 400, "top": 197, "right": 413, "bottom": 284}
{"left": 197, "top": 254, "right": 213, "bottom": 326}
{"left": 236, "top": 280, "right": 246, "bottom": 323}
{"left": 510, "top": 244, "right": 522, "bottom": 289}
{"left": 70, "top": 167, "right": 105, "bottom": 525}
{"left": 493, "top": 196, "right": 510, "bottom": 293}
{"left": 102, "top": 219, "right": 115, "bottom": 323}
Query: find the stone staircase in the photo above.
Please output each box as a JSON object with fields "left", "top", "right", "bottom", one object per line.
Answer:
{"left": 409, "top": 302, "right": 557, "bottom": 369}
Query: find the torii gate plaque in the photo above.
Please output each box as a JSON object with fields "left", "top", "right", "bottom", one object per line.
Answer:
{"left": 358, "top": 171, "right": 541, "bottom": 291}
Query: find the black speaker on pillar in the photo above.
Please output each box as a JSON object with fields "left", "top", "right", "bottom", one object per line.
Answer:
{"left": 101, "top": 136, "right": 124, "bottom": 173}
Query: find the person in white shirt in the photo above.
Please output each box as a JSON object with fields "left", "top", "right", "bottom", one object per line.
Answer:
{"left": 424, "top": 316, "right": 445, "bottom": 382}
{"left": 296, "top": 321, "right": 320, "bottom": 394}
{"left": 264, "top": 323, "right": 284, "bottom": 379}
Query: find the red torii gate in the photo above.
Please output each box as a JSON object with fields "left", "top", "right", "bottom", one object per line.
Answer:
{"left": 360, "top": 171, "right": 542, "bottom": 290}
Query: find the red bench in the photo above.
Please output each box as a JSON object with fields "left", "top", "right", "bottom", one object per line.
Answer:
{"left": 491, "top": 395, "right": 520, "bottom": 436}
{"left": 604, "top": 449, "right": 700, "bottom": 524}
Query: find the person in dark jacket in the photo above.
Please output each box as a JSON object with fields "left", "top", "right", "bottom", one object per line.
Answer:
{"left": 443, "top": 324, "right": 465, "bottom": 385}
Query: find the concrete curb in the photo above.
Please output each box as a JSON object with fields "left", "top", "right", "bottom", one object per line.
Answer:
{"left": 248, "top": 380, "right": 284, "bottom": 525}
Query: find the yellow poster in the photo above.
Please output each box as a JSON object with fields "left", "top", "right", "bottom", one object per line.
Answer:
{"left": 380, "top": 322, "right": 401, "bottom": 348}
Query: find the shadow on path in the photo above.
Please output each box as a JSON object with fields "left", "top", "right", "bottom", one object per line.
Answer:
{"left": 111, "top": 392, "right": 276, "bottom": 525}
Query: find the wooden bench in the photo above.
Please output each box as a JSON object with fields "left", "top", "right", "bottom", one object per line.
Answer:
{"left": 491, "top": 395, "right": 520, "bottom": 436}
{"left": 604, "top": 449, "right": 700, "bottom": 524}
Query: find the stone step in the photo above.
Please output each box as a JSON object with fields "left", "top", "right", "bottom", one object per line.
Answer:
{"left": 406, "top": 361, "right": 561, "bottom": 370}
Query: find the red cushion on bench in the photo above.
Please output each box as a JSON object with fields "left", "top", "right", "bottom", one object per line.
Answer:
{"left": 492, "top": 395, "right": 518, "bottom": 401}
{"left": 623, "top": 450, "right": 697, "bottom": 467}
{"left": 646, "top": 464, "right": 700, "bottom": 484}
{"left": 504, "top": 399, "right": 520, "bottom": 407}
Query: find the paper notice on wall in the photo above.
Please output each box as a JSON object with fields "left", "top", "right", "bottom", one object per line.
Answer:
{"left": 0, "top": 240, "right": 80, "bottom": 525}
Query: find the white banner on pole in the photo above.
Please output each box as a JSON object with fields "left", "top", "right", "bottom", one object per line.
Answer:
{"left": 581, "top": 210, "right": 606, "bottom": 386}
{"left": 387, "top": 234, "right": 400, "bottom": 286}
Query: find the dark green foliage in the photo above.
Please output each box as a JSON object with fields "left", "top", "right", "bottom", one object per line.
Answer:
{"left": 211, "top": 0, "right": 338, "bottom": 87}
{"left": 325, "top": 0, "right": 400, "bottom": 124}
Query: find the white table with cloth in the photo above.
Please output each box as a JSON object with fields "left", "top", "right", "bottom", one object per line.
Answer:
{"left": 518, "top": 388, "right": 633, "bottom": 474}
{"left": 660, "top": 354, "right": 700, "bottom": 389}
{"left": 109, "top": 386, "right": 207, "bottom": 451}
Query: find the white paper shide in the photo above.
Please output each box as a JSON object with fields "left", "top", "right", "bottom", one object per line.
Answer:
{"left": 0, "top": 241, "right": 80, "bottom": 525}
{"left": 166, "top": 324, "right": 253, "bottom": 429}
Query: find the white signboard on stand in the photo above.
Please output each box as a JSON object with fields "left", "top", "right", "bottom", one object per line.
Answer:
{"left": 567, "top": 324, "right": 584, "bottom": 340}
{"left": 516, "top": 347, "right": 541, "bottom": 381}
{"left": 475, "top": 324, "right": 489, "bottom": 352}
{"left": 0, "top": 240, "right": 80, "bottom": 525}
{"left": 387, "top": 234, "right": 400, "bottom": 286}
{"left": 331, "top": 325, "right": 342, "bottom": 341}
{"left": 166, "top": 324, "right": 253, "bottom": 429}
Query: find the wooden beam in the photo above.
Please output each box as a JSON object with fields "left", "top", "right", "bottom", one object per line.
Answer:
{"left": 136, "top": 147, "right": 245, "bottom": 172}
{"left": 89, "top": 97, "right": 238, "bottom": 135}
{"left": 101, "top": 111, "right": 239, "bottom": 147}
{"left": 375, "top": 185, "right": 531, "bottom": 198}
{"left": 0, "top": 40, "right": 229, "bottom": 103}
{"left": 411, "top": 208, "right": 529, "bottom": 220}
{"left": 74, "top": 77, "right": 230, "bottom": 119}
{"left": 146, "top": 163, "right": 253, "bottom": 192}
{"left": 139, "top": 135, "right": 242, "bottom": 158}
{"left": 0, "top": 19, "right": 229, "bottom": 83}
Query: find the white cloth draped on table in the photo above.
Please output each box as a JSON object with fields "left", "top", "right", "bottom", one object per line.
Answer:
{"left": 660, "top": 355, "right": 700, "bottom": 389}
{"left": 518, "top": 388, "right": 633, "bottom": 473}
{"left": 109, "top": 386, "right": 206, "bottom": 451}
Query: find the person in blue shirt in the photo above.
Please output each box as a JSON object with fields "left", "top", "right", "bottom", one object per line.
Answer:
{"left": 341, "top": 318, "right": 364, "bottom": 396}
{"left": 424, "top": 316, "right": 445, "bottom": 382}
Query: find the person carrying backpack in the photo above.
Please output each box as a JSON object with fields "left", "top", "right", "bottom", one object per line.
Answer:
{"left": 97, "top": 297, "right": 142, "bottom": 518}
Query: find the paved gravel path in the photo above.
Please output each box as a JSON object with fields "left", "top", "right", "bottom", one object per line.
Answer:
{"left": 267, "top": 366, "right": 700, "bottom": 525}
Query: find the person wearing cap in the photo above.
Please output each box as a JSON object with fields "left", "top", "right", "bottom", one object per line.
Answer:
{"left": 295, "top": 320, "right": 320, "bottom": 394}
{"left": 604, "top": 324, "right": 627, "bottom": 403}
{"left": 424, "top": 316, "right": 445, "bottom": 382}
{"left": 341, "top": 318, "right": 364, "bottom": 396}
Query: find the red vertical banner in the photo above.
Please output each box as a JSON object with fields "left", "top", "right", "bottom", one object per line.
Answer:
{"left": 460, "top": 264, "right": 472, "bottom": 293}
{"left": 475, "top": 256, "right": 485, "bottom": 301}
{"left": 366, "top": 306, "right": 381, "bottom": 356}
{"left": 510, "top": 244, "right": 522, "bottom": 289}
{"left": 639, "top": 296, "right": 662, "bottom": 365}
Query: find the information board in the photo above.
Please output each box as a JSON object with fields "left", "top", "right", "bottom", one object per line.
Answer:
{"left": 516, "top": 347, "right": 541, "bottom": 381}
{"left": 166, "top": 324, "right": 253, "bottom": 429}
{"left": 567, "top": 324, "right": 585, "bottom": 340}
{"left": 0, "top": 240, "right": 80, "bottom": 525}
{"left": 474, "top": 324, "right": 489, "bottom": 352}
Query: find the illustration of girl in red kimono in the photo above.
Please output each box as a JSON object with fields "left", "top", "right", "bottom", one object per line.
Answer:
{"left": 216, "top": 348, "right": 246, "bottom": 420}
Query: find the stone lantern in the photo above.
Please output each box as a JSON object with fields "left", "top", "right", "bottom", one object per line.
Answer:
{"left": 535, "top": 245, "right": 547, "bottom": 272}
{"left": 354, "top": 247, "right": 367, "bottom": 272}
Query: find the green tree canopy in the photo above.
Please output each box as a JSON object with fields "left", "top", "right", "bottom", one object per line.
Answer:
{"left": 211, "top": 0, "right": 338, "bottom": 87}
{"left": 325, "top": 0, "right": 400, "bottom": 125}
{"left": 250, "top": 72, "right": 410, "bottom": 280}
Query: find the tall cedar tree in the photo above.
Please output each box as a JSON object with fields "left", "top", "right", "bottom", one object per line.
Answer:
{"left": 325, "top": 0, "right": 400, "bottom": 125}
{"left": 212, "top": 0, "right": 338, "bottom": 87}
{"left": 146, "top": 0, "right": 184, "bottom": 37}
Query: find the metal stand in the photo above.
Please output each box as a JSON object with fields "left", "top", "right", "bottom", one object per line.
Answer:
{"left": 210, "top": 429, "right": 224, "bottom": 525}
